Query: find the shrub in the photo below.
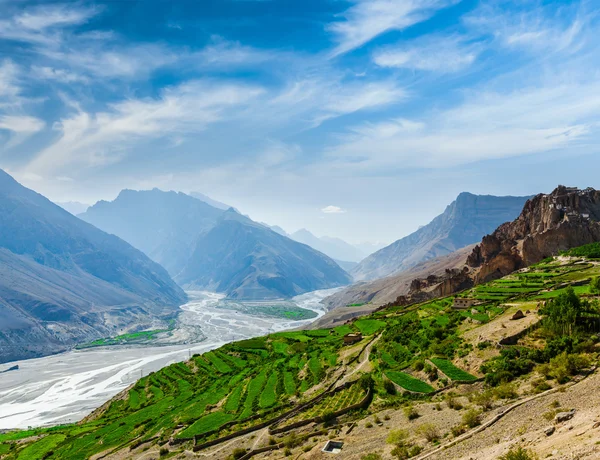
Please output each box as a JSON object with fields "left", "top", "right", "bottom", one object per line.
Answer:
{"left": 451, "top": 424, "right": 466, "bottom": 437}
{"left": 417, "top": 423, "right": 440, "bottom": 442}
{"left": 462, "top": 409, "right": 482, "bottom": 428}
{"left": 471, "top": 390, "right": 494, "bottom": 410}
{"left": 493, "top": 383, "right": 518, "bottom": 400}
{"left": 384, "top": 378, "right": 397, "bottom": 395}
{"left": 547, "top": 352, "right": 591, "bottom": 383}
{"left": 404, "top": 405, "right": 420, "bottom": 420}
{"left": 284, "top": 447, "right": 292, "bottom": 456}
{"left": 413, "top": 360, "right": 425, "bottom": 372}
{"left": 361, "top": 454, "right": 383, "bottom": 460}
{"left": 445, "top": 394, "right": 463, "bottom": 410}
{"left": 159, "top": 447, "right": 169, "bottom": 457}
{"left": 387, "top": 429, "right": 409, "bottom": 446}
{"left": 498, "top": 446, "right": 538, "bottom": 460}
{"left": 230, "top": 448, "right": 247, "bottom": 460}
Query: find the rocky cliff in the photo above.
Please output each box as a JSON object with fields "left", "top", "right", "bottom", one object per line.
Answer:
{"left": 468, "top": 186, "right": 600, "bottom": 283}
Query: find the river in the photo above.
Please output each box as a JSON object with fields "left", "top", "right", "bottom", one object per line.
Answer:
{"left": 0, "top": 288, "right": 337, "bottom": 430}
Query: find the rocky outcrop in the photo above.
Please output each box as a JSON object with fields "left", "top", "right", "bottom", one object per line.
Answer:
{"left": 468, "top": 186, "right": 600, "bottom": 283}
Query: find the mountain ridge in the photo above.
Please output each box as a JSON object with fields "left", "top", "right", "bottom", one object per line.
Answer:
{"left": 81, "top": 190, "right": 352, "bottom": 300}
{"left": 0, "top": 170, "right": 187, "bottom": 363}
{"left": 351, "top": 192, "right": 531, "bottom": 281}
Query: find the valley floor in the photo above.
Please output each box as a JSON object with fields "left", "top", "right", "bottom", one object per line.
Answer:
{"left": 0, "top": 289, "right": 336, "bottom": 430}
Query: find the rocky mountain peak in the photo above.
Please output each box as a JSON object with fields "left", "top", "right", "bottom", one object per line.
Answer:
{"left": 468, "top": 186, "right": 600, "bottom": 282}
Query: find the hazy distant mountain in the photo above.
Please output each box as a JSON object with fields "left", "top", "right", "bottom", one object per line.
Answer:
{"left": 80, "top": 189, "right": 224, "bottom": 275}
{"left": 353, "top": 241, "right": 388, "bottom": 257}
{"left": 82, "top": 190, "right": 351, "bottom": 299}
{"left": 333, "top": 259, "right": 358, "bottom": 272}
{"left": 189, "top": 191, "right": 232, "bottom": 211}
{"left": 56, "top": 201, "right": 90, "bottom": 215}
{"left": 351, "top": 192, "right": 530, "bottom": 281}
{"left": 0, "top": 171, "right": 187, "bottom": 363}
{"left": 177, "top": 209, "right": 352, "bottom": 299}
{"left": 290, "top": 228, "right": 366, "bottom": 263}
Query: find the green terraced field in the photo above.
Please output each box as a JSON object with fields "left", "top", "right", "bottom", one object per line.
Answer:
{"left": 385, "top": 371, "right": 435, "bottom": 393}
{"left": 430, "top": 358, "right": 477, "bottom": 382}
{"left": 354, "top": 319, "right": 386, "bottom": 335}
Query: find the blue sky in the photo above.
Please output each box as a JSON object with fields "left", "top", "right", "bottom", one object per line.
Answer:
{"left": 1, "top": 0, "right": 599, "bottom": 244}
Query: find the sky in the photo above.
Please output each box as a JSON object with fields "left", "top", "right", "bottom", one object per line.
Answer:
{"left": 1, "top": 0, "right": 599, "bottom": 245}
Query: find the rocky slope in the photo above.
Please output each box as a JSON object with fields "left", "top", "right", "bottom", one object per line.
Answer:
{"left": 352, "top": 192, "right": 530, "bottom": 281}
{"left": 81, "top": 190, "right": 351, "bottom": 300}
{"left": 468, "top": 185, "right": 600, "bottom": 283}
{"left": 322, "top": 245, "right": 475, "bottom": 311}
{"left": 0, "top": 170, "right": 187, "bottom": 363}
{"left": 326, "top": 186, "right": 600, "bottom": 310}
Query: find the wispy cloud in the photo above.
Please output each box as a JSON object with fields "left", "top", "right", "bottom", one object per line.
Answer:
{"left": 465, "top": 2, "right": 586, "bottom": 54}
{"left": 193, "top": 36, "right": 276, "bottom": 68}
{"left": 26, "top": 80, "right": 265, "bottom": 174}
{"left": 32, "top": 65, "right": 89, "bottom": 83}
{"left": 373, "top": 35, "right": 480, "bottom": 72}
{"left": 0, "top": 3, "right": 97, "bottom": 45}
{"left": 0, "top": 114, "right": 45, "bottom": 147}
{"left": 321, "top": 205, "right": 346, "bottom": 214}
{"left": 327, "top": 0, "right": 460, "bottom": 57}
{"left": 327, "top": 79, "right": 600, "bottom": 171}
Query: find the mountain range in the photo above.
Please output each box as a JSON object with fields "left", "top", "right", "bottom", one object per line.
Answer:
{"left": 326, "top": 185, "right": 600, "bottom": 310}
{"left": 351, "top": 192, "right": 530, "bottom": 281}
{"left": 80, "top": 189, "right": 351, "bottom": 299}
{"left": 0, "top": 171, "right": 186, "bottom": 363}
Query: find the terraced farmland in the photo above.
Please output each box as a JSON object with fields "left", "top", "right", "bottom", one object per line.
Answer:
{"left": 430, "top": 358, "right": 477, "bottom": 382}
{"left": 385, "top": 371, "right": 435, "bottom": 393}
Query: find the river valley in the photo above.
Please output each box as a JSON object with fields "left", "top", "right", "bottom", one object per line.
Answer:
{"left": 0, "top": 289, "right": 338, "bottom": 430}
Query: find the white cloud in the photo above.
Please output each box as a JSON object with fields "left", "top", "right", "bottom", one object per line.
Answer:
{"left": 193, "top": 36, "right": 276, "bottom": 68}
{"left": 26, "top": 80, "right": 265, "bottom": 174}
{"left": 0, "top": 114, "right": 44, "bottom": 133}
{"left": 322, "top": 205, "right": 346, "bottom": 214}
{"left": 0, "top": 4, "right": 97, "bottom": 45}
{"left": 327, "top": 80, "right": 600, "bottom": 171}
{"left": 327, "top": 0, "right": 459, "bottom": 57}
{"left": 0, "top": 60, "right": 20, "bottom": 99}
{"left": 42, "top": 43, "right": 177, "bottom": 79}
{"left": 31, "top": 66, "right": 88, "bottom": 83}
{"left": 373, "top": 35, "right": 480, "bottom": 72}
{"left": 269, "top": 78, "right": 406, "bottom": 128}
{"left": 0, "top": 114, "right": 45, "bottom": 148}
{"left": 465, "top": 4, "right": 586, "bottom": 54}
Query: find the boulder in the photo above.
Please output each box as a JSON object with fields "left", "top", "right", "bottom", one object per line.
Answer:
{"left": 544, "top": 426, "right": 555, "bottom": 436}
{"left": 511, "top": 310, "right": 525, "bottom": 320}
{"left": 555, "top": 409, "right": 576, "bottom": 424}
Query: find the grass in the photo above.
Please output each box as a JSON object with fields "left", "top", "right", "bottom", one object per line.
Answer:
{"left": 178, "top": 411, "right": 235, "bottom": 438}
{"left": 283, "top": 372, "right": 296, "bottom": 395}
{"left": 259, "top": 372, "right": 279, "bottom": 408}
{"left": 16, "top": 434, "right": 66, "bottom": 460}
{"left": 224, "top": 384, "right": 244, "bottom": 412}
{"left": 385, "top": 371, "right": 435, "bottom": 393}
{"left": 430, "top": 358, "right": 477, "bottom": 382}
{"left": 354, "top": 319, "right": 386, "bottom": 335}
{"left": 76, "top": 328, "right": 169, "bottom": 349}
{"left": 205, "top": 352, "right": 233, "bottom": 374}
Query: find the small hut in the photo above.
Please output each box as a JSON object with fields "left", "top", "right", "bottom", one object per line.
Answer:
{"left": 343, "top": 333, "right": 362, "bottom": 345}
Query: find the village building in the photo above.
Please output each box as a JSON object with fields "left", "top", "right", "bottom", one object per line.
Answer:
{"left": 343, "top": 333, "right": 362, "bottom": 345}
{"left": 452, "top": 298, "right": 478, "bottom": 310}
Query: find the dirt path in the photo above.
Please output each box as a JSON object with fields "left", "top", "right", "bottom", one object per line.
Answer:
{"left": 336, "top": 335, "right": 380, "bottom": 388}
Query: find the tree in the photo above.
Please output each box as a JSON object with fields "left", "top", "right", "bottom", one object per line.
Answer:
{"left": 541, "top": 287, "right": 583, "bottom": 336}
{"left": 590, "top": 276, "right": 600, "bottom": 295}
